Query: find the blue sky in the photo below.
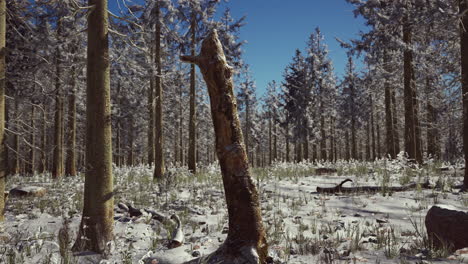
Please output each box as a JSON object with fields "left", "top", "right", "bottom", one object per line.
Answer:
{"left": 216, "top": 0, "right": 367, "bottom": 94}
{"left": 109, "top": 0, "right": 367, "bottom": 95}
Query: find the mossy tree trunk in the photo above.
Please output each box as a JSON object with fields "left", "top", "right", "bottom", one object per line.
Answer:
{"left": 73, "top": 0, "right": 114, "bottom": 253}
{"left": 0, "top": 0, "right": 5, "bottom": 221}
{"left": 181, "top": 30, "right": 268, "bottom": 264}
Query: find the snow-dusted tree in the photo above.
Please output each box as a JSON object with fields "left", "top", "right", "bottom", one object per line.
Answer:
{"left": 177, "top": 0, "right": 220, "bottom": 173}
{"left": 262, "top": 80, "right": 280, "bottom": 164}
{"left": 237, "top": 66, "right": 257, "bottom": 165}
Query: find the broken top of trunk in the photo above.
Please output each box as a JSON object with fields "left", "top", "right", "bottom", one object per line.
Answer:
{"left": 181, "top": 30, "right": 268, "bottom": 264}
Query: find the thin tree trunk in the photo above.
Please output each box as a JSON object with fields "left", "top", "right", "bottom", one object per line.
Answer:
{"left": 268, "top": 118, "right": 272, "bottom": 165}
{"left": 188, "top": 11, "right": 197, "bottom": 173}
{"left": 370, "top": 95, "right": 376, "bottom": 160}
{"left": 285, "top": 122, "right": 290, "bottom": 162}
{"left": 391, "top": 88, "right": 400, "bottom": 155}
{"left": 273, "top": 121, "right": 277, "bottom": 162}
{"left": 13, "top": 100, "right": 19, "bottom": 175}
{"left": 154, "top": 0, "right": 165, "bottom": 179}
{"left": 320, "top": 116, "right": 327, "bottom": 161}
{"left": 460, "top": 0, "right": 468, "bottom": 188}
{"left": 0, "top": 0, "right": 5, "bottom": 221}
{"left": 181, "top": 30, "right": 268, "bottom": 263}
{"left": 345, "top": 130, "right": 350, "bottom": 161}
{"left": 52, "top": 22, "right": 64, "bottom": 178}
{"left": 28, "top": 104, "right": 35, "bottom": 174}
{"left": 147, "top": 62, "right": 154, "bottom": 165}
{"left": 384, "top": 51, "right": 396, "bottom": 158}
{"left": 39, "top": 104, "right": 47, "bottom": 173}
{"left": 65, "top": 89, "right": 76, "bottom": 176}
{"left": 73, "top": 0, "right": 114, "bottom": 253}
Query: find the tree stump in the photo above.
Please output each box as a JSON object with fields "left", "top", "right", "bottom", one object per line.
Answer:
{"left": 425, "top": 205, "right": 468, "bottom": 251}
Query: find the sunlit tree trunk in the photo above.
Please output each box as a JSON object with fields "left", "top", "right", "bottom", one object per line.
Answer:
{"left": 73, "top": 0, "right": 114, "bottom": 253}
{"left": 181, "top": 30, "right": 268, "bottom": 264}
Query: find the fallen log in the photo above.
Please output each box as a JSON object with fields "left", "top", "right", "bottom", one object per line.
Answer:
{"left": 316, "top": 179, "right": 430, "bottom": 194}
{"left": 117, "top": 202, "right": 173, "bottom": 225}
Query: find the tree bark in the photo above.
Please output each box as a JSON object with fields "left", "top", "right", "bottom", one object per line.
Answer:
{"left": 28, "top": 104, "right": 35, "bottom": 174}
{"left": 403, "top": 19, "right": 422, "bottom": 163}
{"left": 461, "top": 0, "right": 468, "bottom": 188}
{"left": 181, "top": 30, "right": 268, "bottom": 263}
{"left": 320, "top": 116, "right": 327, "bottom": 161}
{"left": 52, "top": 21, "right": 64, "bottom": 179}
{"left": 73, "top": 0, "right": 114, "bottom": 254}
{"left": 188, "top": 10, "right": 197, "bottom": 173}
{"left": 39, "top": 104, "right": 47, "bottom": 173}
{"left": 0, "top": 0, "right": 5, "bottom": 221}
{"left": 13, "top": 100, "right": 19, "bottom": 175}
{"left": 154, "top": 0, "right": 165, "bottom": 179}
{"left": 148, "top": 59, "right": 154, "bottom": 165}
{"left": 65, "top": 89, "right": 76, "bottom": 176}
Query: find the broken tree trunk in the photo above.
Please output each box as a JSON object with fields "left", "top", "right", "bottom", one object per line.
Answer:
{"left": 316, "top": 179, "right": 430, "bottom": 194}
{"left": 181, "top": 30, "right": 268, "bottom": 264}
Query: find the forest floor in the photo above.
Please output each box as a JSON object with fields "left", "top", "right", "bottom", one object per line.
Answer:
{"left": 1, "top": 158, "right": 468, "bottom": 264}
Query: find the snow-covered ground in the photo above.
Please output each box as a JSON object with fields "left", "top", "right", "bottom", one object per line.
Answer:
{"left": 1, "top": 158, "right": 468, "bottom": 264}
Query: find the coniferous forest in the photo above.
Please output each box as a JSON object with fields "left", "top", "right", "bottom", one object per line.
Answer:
{"left": 1, "top": 0, "right": 468, "bottom": 263}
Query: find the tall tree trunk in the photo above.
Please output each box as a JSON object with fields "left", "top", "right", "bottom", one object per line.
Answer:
{"left": 268, "top": 118, "right": 272, "bottom": 165}
{"left": 391, "top": 88, "right": 400, "bottom": 155}
{"left": 351, "top": 114, "right": 357, "bottom": 160}
{"left": 0, "top": 0, "right": 5, "bottom": 221}
{"left": 188, "top": 11, "right": 197, "bottom": 173}
{"left": 320, "top": 116, "right": 327, "bottom": 161}
{"left": 73, "top": 0, "right": 114, "bottom": 253}
{"left": 65, "top": 89, "right": 76, "bottom": 176}
{"left": 39, "top": 104, "right": 47, "bottom": 173}
{"left": 461, "top": 0, "right": 468, "bottom": 188}
{"left": 13, "top": 100, "right": 19, "bottom": 175}
{"left": 370, "top": 95, "right": 376, "bottom": 160}
{"left": 28, "top": 104, "right": 35, "bottom": 174}
{"left": 285, "top": 123, "right": 290, "bottom": 162}
{"left": 181, "top": 30, "right": 268, "bottom": 264}
{"left": 345, "top": 130, "right": 350, "bottom": 161}
{"left": 245, "top": 99, "right": 250, "bottom": 164}
{"left": 377, "top": 113, "right": 381, "bottom": 159}
{"left": 273, "top": 122, "right": 277, "bottom": 162}
{"left": 179, "top": 82, "right": 184, "bottom": 165}
{"left": 52, "top": 23, "right": 64, "bottom": 178}
{"left": 384, "top": 51, "right": 396, "bottom": 159}
{"left": 403, "top": 20, "right": 422, "bottom": 163}
{"left": 147, "top": 62, "right": 154, "bottom": 165}
{"left": 426, "top": 76, "right": 439, "bottom": 158}
{"left": 154, "top": 0, "right": 165, "bottom": 179}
